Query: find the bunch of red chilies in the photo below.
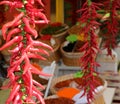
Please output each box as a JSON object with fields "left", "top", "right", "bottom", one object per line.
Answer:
{"left": 77, "top": 0, "right": 120, "bottom": 103}
{"left": 102, "top": 0, "right": 120, "bottom": 55}
{"left": 77, "top": 0, "right": 103, "bottom": 103}
{"left": 0, "top": 0, "right": 52, "bottom": 104}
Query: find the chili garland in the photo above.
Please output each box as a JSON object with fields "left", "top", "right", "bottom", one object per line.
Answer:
{"left": 101, "top": 0, "right": 120, "bottom": 55}
{"left": 77, "top": 0, "right": 120, "bottom": 103}
{"left": 77, "top": 0, "right": 102, "bottom": 103}
{"left": 0, "top": 0, "right": 52, "bottom": 104}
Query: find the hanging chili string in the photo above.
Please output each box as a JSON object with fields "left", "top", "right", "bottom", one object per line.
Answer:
{"left": 101, "top": 0, "right": 120, "bottom": 55}
{"left": 0, "top": 0, "right": 52, "bottom": 104}
{"left": 77, "top": 0, "right": 102, "bottom": 103}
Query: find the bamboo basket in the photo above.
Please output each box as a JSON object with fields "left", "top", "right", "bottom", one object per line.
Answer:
{"left": 50, "top": 74, "right": 107, "bottom": 104}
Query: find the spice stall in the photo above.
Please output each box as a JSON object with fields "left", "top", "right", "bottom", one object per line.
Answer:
{"left": 0, "top": 0, "right": 120, "bottom": 104}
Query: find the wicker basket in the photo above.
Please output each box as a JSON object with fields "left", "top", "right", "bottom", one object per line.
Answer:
{"left": 60, "top": 41, "right": 84, "bottom": 66}
{"left": 43, "top": 42, "right": 61, "bottom": 63}
{"left": 50, "top": 74, "right": 107, "bottom": 104}
{"left": 52, "top": 29, "right": 69, "bottom": 44}
{"left": 60, "top": 35, "right": 101, "bottom": 66}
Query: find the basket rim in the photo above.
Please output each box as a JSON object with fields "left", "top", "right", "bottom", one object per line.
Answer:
{"left": 60, "top": 41, "right": 84, "bottom": 55}
{"left": 50, "top": 74, "right": 107, "bottom": 97}
{"left": 40, "top": 24, "right": 69, "bottom": 37}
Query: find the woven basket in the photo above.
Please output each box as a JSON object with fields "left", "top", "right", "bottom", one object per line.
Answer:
{"left": 50, "top": 74, "right": 107, "bottom": 104}
{"left": 60, "top": 35, "right": 101, "bottom": 66}
{"left": 52, "top": 29, "right": 69, "bottom": 44}
{"left": 60, "top": 41, "right": 84, "bottom": 66}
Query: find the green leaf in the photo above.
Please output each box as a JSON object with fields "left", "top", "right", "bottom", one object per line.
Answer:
{"left": 74, "top": 71, "right": 84, "bottom": 78}
{"left": 66, "top": 34, "right": 77, "bottom": 43}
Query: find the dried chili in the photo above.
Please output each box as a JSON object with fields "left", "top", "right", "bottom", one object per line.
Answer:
{"left": 0, "top": 0, "right": 53, "bottom": 104}
{"left": 77, "top": 0, "right": 102, "bottom": 103}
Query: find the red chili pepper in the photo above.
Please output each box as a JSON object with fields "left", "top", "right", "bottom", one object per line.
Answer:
{"left": 26, "top": 34, "right": 53, "bottom": 51}
{"left": 25, "top": 3, "right": 48, "bottom": 24}
{"left": 7, "top": 71, "right": 15, "bottom": 81}
{"left": 32, "top": 40, "right": 53, "bottom": 50}
{"left": 32, "top": 79, "right": 45, "bottom": 89}
{"left": 34, "top": 12, "right": 49, "bottom": 24}
{"left": 22, "top": 17, "right": 38, "bottom": 38}
{"left": 23, "top": 53, "right": 31, "bottom": 74}
{"left": 27, "top": 69, "right": 33, "bottom": 97}
{"left": 36, "top": 0, "right": 44, "bottom": 6}
{"left": 13, "top": 20, "right": 21, "bottom": 27}
{"left": 22, "top": 70, "right": 33, "bottom": 97}
{"left": 6, "top": 28, "right": 21, "bottom": 42}
{"left": 32, "top": 85, "right": 43, "bottom": 96}
{"left": 8, "top": 42, "right": 23, "bottom": 53}
{"left": 11, "top": 53, "right": 25, "bottom": 66}
{"left": 29, "top": 48, "right": 49, "bottom": 56}
{"left": 6, "top": 83, "right": 20, "bottom": 104}
{"left": 1, "top": 12, "right": 24, "bottom": 40}
{"left": 0, "top": 1, "right": 12, "bottom": 5}
{"left": 32, "top": 90, "right": 45, "bottom": 104}
{"left": 28, "top": 0, "right": 34, "bottom": 4}
{"left": 13, "top": 93, "right": 21, "bottom": 104}
{"left": 0, "top": 0, "right": 54, "bottom": 103}
{"left": 30, "top": 64, "right": 52, "bottom": 77}
{"left": 0, "top": 1, "right": 23, "bottom": 8}
{"left": 27, "top": 53, "right": 46, "bottom": 60}
{"left": 25, "top": 43, "right": 34, "bottom": 51}
{"left": 0, "top": 36, "right": 23, "bottom": 51}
